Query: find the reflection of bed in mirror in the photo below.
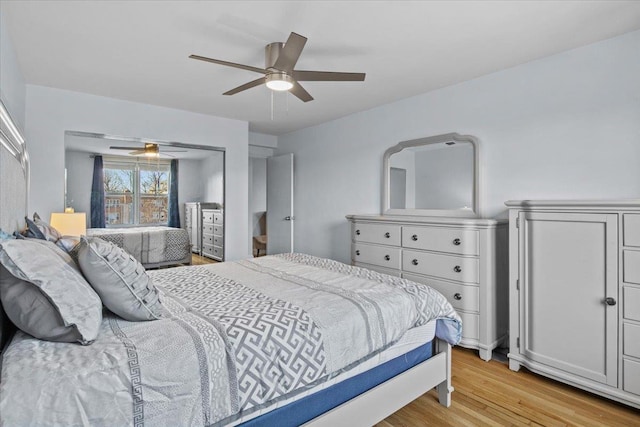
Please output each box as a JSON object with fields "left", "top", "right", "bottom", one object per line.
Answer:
{"left": 64, "top": 131, "right": 226, "bottom": 263}
{"left": 87, "top": 226, "right": 192, "bottom": 268}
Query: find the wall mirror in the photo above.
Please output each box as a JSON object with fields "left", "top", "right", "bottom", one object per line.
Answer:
{"left": 63, "top": 131, "right": 225, "bottom": 228}
{"left": 383, "top": 133, "right": 479, "bottom": 217}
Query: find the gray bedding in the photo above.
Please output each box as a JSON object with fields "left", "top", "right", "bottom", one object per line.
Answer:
{"left": 87, "top": 226, "right": 191, "bottom": 268}
{"left": 0, "top": 253, "right": 461, "bottom": 426}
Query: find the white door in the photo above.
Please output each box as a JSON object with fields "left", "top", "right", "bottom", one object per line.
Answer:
{"left": 519, "top": 211, "right": 618, "bottom": 386}
{"left": 267, "top": 154, "right": 294, "bottom": 254}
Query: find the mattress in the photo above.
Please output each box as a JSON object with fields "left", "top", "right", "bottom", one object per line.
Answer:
{"left": 0, "top": 253, "right": 461, "bottom": 426}
{"left": 87, "top": 225, "right": 191, "bottom": 267}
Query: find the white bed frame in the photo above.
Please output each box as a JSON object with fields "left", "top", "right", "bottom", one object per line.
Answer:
{"left": 0, "top": 100, "right": 454, "bottom": 424}
{"left": 305, "top": 339, "right": 453, "bottom": 426}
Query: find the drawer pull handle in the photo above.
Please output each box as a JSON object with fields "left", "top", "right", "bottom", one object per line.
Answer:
{"left": 412, "top": 259, "right": 419, "bottom": 266}
{"left": 453, "top": 293, "right": 462, "bottom": 300}
{"left": 355, "top": 250, "right": 360, "bottom": 256}
{"left": 384, "top": 255, "right": 391, "bottom": 261}
{"left": 384, "top": 232, "right": 390, "bottom": 238}
{"left": 411, "top": 234, "right": 418, "bottom": 241}
{"left": 453, "top": 265, "right": 462, "bottom": 273}
{"left": 356, "top": 229, "right": 361, "bottom": 235}
{"left": 604, "top": 297, "right": 616, "bottom": 306}
{"left": 453, "top": 238, "right": 461, "bottom": 246}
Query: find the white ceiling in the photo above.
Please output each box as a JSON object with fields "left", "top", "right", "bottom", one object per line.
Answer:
{"left": 4, "top": 1, "right": 640, "bottom": 136}
{"left": 65, "top": 132, "right": 222, "bottom": 160}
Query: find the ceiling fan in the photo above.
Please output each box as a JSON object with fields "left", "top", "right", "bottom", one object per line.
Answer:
{"left": 109, "top": 143, "right": 186, "bottom": 158}
{"left": 189, "top": 32, "right": 366, "bottom": 102}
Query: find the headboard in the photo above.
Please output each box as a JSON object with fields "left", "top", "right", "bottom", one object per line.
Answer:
{"left": 0, "top": 98, "right": 29, "bottom": 354}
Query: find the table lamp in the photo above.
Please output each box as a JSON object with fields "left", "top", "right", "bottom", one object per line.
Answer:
{"left": 50, "top": 212, "right": 87, "bottom": 237}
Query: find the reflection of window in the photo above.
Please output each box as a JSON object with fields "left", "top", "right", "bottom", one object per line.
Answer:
{"left": 104, "top": 159, "right": 170, "bottom": 226}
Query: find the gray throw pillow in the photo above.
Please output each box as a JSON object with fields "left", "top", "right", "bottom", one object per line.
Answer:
{"left": 77, "top": 237, "right": 169, "bottom": 321}
{"left": 0, "top": 239, "right": 102, "bottom": 345}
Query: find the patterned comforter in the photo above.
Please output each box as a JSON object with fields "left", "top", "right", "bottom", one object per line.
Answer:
{"left": 0, "top": 254, "right": 461, "bottom": 427}
{"left": 87, "top": 226, "right": 191, "bottom": 267}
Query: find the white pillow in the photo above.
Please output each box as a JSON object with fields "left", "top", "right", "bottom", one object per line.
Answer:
{"left": 77, "top": 237, "right": 169, "bottom": 321}
{"left": 0, "top": 239, "right": 102, "bottom": 344}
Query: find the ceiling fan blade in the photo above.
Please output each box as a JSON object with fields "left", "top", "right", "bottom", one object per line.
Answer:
{"left": 289, "top": 81, "right": 313, "bottom": 102}
{"left": 110, "top": 146, "right": 141, "bottom": 150}
{"left": 292, "top": 70, "right": 366, "bottom": 82}
{"left": 273, "top": 32, "right": 307, "bottom": 73}
{"left": 129, "top": 150, "right": 146, "bottom": 155}
{"left": 160, "top": 149, "right": 188, "bottom": 153}
{"left": 189, "top": 54, "right": 266, "bottom": 74}
{"left": 223, "top": 77, "right": 266, "bottom": 95}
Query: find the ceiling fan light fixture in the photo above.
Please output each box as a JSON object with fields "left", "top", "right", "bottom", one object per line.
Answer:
{"left": 265, "top": 72, "right": 293, "bottom": 91}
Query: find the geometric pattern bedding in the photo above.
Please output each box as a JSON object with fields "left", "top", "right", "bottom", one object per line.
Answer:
{"left": 0, "top": 253, "right": 461, "bottom": 427}
{"left": 87, "top": 226, "right": 191, "bottom": 267}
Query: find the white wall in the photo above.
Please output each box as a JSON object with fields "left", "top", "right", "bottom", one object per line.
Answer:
{"left": 200, "top": 151, "right": 224, "bottom": 203}
{"left": 413, "top": 145, "right": 473, "bottom": 209}
{"left": 250, "top": 157, "right": 267, "bottom": 237}
{"left": 26, "top": 85, "right": 250, "bottom": 260}
{"left": 0, "top": 6, "right": 26, "bottom": 130}
{"left": 178, "top": 158, "right": 204, "bottom": 224}
{"left": 64, "top": 150, "right": 93, "bottom": 219}
{"left": 277, "top": 30, "right": 640, "bottom": 264}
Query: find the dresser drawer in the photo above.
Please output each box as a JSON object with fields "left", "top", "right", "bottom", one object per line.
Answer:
{"left": 353, "top": 223, "right": 401, "bottom": 246}
{"left": 353, "top": 242, "right": 401, "bottom": 270}
{"left": 202, "top": 243, "right": 215, "bottom": 257}
{"left": 460, "top": 311, "right": 479, "bottom": 341}
{"left": 623, "top": 358, "right": 640, "bottom": 396}
{"left": 203, "top": 223, "right": 214, "bottom": 235}
{"left": 624, "top": 250, "right": 640, "bottom": 284}
{"left": 213, "top": 225, "right": 223, "bottom": 236}
{"left": 624, "top": 286, "right": 640, "bottom": 322}
{"left": 202, "top": 211, "right": 214, "bottom": 224}
{"left": 402, "top": 226, "right": 479, "bottom": 256}
{"left": 354, "top": 262, "right": 401, "bottom": 277}
{"left": 202, "top": 233, "right": 214, "bottom": 246}
{"left": 402, "top": 250, "right": 479, "bottom": 284}
{"left": 623, "top": 323, "right": 640, "bottom": 358}
{"left": 212, "top": 245, "right": 223, "bottom": 260}
{"left": 214, "top": 212, "right": 223, "bottom": 224}
{"left": 624, "top": 214, "right": 640, "bottom": 247}
{"left": 213, "top": 235, "right": 223, "bottom": 247}
{"left": 403, "top": 273, "right": 479, "bottom": 313}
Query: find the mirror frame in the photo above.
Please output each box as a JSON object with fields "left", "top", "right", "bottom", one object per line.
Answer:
{"left": 382, "top": 132, "right": 480, "bottom": 218}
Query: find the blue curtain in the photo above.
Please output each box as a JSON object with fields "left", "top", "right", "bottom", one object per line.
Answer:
{"left": 168, "top": 159, "right": 180, "bottom": 228}
{"left": 90, "top": 155, "right": 106, "bottom": 228}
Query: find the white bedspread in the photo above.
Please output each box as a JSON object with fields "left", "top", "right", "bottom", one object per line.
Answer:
{"left": 0, "top": 253, "right": 461, "bottom": 426}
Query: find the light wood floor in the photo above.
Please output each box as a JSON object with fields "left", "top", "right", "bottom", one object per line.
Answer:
{"left": 377, "top": 347, "right": 640, "bottom": 427}
{"left": 191, "top": 253, "right": 218, "bottom": 265}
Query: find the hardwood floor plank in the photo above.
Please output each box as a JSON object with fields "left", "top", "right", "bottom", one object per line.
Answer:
{"left": 377, "top": 348, "right": 640, "bottom": 426}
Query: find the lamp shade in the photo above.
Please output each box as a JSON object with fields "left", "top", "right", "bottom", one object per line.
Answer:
{"left": 50, "top": 212, "right": 87, "bottom": 237}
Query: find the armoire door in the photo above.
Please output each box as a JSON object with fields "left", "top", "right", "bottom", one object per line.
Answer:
{"left": 518, "top": 211, "right": 618, "bottom": 386}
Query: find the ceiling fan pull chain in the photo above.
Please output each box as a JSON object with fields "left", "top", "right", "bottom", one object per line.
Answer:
{"left": 270, "top": 90, "right": 274, "bottom": 121}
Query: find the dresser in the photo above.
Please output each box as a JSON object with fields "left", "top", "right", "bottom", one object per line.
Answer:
{"left": 201, "top": 207, "right": 224, "bottom": 261}
{"left": 346, "top": 214, "right": 508, "bottom": 361}
{"left": 506, "top": 200, "right": 640, "bottom": 409}
{"left": 184, "top": 202, "right": 223, "bottom": 261}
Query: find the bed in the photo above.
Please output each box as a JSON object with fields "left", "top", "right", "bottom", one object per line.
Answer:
{"left": 87, "top": 226, "right": 192, "bottom": 268}
{"left": 0, "top": 116, "right": 461, "bottom": 426}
